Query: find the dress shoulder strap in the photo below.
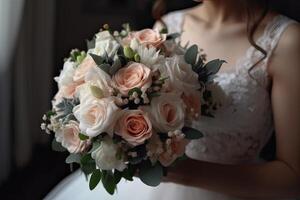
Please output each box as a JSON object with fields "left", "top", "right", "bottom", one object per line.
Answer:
{"left": 259, "top": 15, "right": 297, "bottom": 60}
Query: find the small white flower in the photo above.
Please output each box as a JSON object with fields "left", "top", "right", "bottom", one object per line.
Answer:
{"left": 130, "top": 38, "right": 164, "bottom": 70}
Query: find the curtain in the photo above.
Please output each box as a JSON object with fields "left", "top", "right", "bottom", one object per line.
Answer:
{"left": 0, "top": 0, "right": 25, "bottom": 185}
{"left": 0, "top": 0, "right": 55, "bottom": 184}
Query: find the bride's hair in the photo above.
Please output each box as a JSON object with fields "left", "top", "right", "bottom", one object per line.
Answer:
{"left": 152, "top": 0, "right": 269, "bottom": 74}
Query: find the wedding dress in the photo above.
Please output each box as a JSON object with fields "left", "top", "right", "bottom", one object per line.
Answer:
{"left": 45, "top": 11, "right": 297, "bottom": 200}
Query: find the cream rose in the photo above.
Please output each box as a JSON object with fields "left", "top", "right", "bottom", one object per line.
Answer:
{"left": 55, "top": 120, "right": 90, "bottom": 154}
{"left": 73, "top": 97, "right": 120, "bottom": 137}
{"left": 141, "top": 93, "right": 185, "bottom": 133}
{"left": 115, "top": 109, "right": 153, "bottom": 146}
{"left": 162, "top": 55, "right": 200, "bottom": 94}
{"left": 112, "top": 62, "right": 152, "bottom": 96}
{"left": 125, "top": 29, "right": 166, "bottom": 48}
{"left": 73, "top": 55, "right": 97, "bottom": 83}
{"left": 91, "top": 136, "right": 126, "bottom": 171}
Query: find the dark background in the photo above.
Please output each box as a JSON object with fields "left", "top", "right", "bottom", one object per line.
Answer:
{"left": 0, "top": 0, "right": 299, "bottom": 200}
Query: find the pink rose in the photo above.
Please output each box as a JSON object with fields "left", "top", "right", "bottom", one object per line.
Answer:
{"left": 73, "top": 55, "right": 97, "bottom": 83}
{"left": 116, "top": 110, "right": 153, "bottom": 146}
{"left": 123, "top": 29, "right": 166, "bottom": 48}
{"left": 159, "top": 135, "right": 189, "bottom": 167}
{"left": 55, "top": 121, "right": 90, "bottom": 154}
{"left": 112, "top": 62, "right": 152, "bottom": 96}
{"left": 181, "top": 91, "right": 201, "bottom": 120}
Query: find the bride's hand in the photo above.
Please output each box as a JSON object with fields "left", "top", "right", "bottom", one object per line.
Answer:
{"left": 162, "top": 158, "right": 197, "bottom": 185}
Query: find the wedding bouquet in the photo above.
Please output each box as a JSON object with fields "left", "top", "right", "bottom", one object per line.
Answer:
{"left": 41, "top": 24, "right": 224, "bottom": 194}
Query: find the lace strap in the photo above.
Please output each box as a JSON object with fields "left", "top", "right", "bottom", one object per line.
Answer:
{"left": 260, "top": 15, "right": 297, "bottom": 61}
{"left": 162, "top": 10, "right": 184, "bottom": 34}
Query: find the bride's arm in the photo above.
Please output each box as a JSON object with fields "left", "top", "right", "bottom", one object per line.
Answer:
{"left": 165, "top": 24, "right": 300, "bottom": 199}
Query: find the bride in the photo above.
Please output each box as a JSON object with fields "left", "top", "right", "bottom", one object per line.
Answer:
{"left": 46, "top": 0, "right": 300, "bottom": 199}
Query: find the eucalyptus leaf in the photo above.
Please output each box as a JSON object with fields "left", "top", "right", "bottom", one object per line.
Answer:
{"left": 139, "top": 161, "right": 163, "bottom": 187}
{"left": 51, "top": 139, "right": 66, "bottom": 152}
{"left": 89, "top": 53, "right": 105, "bottom": 66}
{"left": 89, "top": 169, "right": 102, "bottom": 190}
{"left": 109, "top": 57, "right": 122, "bottom": 75}
{"left": 98, "top": 63, "right": 111, "bottom": 75}
{"left": 66, "top": 153, "right": 81, "bottom": 164}
{"left": 166, "top": 33, "right": 181, "bottom": 40}
{"left": 88, "top": 142, "right": 101, "bottom": 154}
{"left": 204, "top": 59, "right": 226, "bottom": 75}
{"left": 184, "top": 44, "right": 198, "bottom": 65}
{"left": 102, "top": 170, "right": 116, "bottom": 195}
{"left": 182, "top": 127, "right": 204, "bottom": 139}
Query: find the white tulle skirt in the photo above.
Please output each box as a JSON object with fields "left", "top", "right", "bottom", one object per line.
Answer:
{"left": 45, "top": 170, "right": 244, "bottom": 200}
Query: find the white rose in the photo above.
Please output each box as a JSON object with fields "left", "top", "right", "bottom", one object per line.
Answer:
{"left": 90, "top": 31, "right": 120, "bottom": 58}
{"left": 54, "top": 60, "right": 76, "bottom": 89}
{"left": 161, "top": 55, "right": 200, "bottom": 94}
{"left": 73, "top": 97, "right": 120, "bottom": 137}
{"left": 140, "top": 93, "right": 185, "bottom": 133}
{"left": 75, "top": 66, "right": 113, "bottom": 101}
{"left": 91, "top": 136, "right": 126, "bottom": 171}
{"left": 55, "top": 120, "right": 90, "bottom": 153}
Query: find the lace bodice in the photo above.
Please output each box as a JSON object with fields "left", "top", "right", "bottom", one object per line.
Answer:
{"left": 163, "top": 11, "right": 296, "bottom": 164}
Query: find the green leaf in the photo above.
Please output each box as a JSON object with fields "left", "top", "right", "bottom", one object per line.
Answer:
{"left": 51, "top": 139, "right": 66, "bottom": 152}
{"left": 46, "top": 110, "right": 56, "bottom": 118}
{"left": 66, "top": 153, "right": 81, "bottom": 164}
{"left": 123, "top": 46, "right": 135, "bottom": 59}
{"left": 128, "top": 87, "right": 142, "bottom": 97}
{"left": 89, "top": 169, "right": 102, "bottom": 190}
{"left": 114, "top": 170, "right": 123, "bottom": 184}
{"left": 79, "top": 133, "right": 89, "bottom": 141}
{"left": 204, "top": 59, "right": 226, "bottom": 75}
{"left": 102, "top": 170, "right": 116, "bottom": 195}
{"left": 81, "top": 154, "right": 96, "bottom": 175}
{"left": 134, "top": 54, "right": 141, "bottom": 62}
{"left": 160, "top": 27, "right": 168, "bottom": 34}
{"left": 182, "top": 127, "right": 204, "bottom": 139}
{"left": 90, "top": 85, "right": 104, "bottom": 99}
{"left": 89, "top": 53, "right": 105, "bottom": 66}
{"left": 121, "top": 166, "right": 135, "bottom": 181}
{"left": 184, "top": 44, "right": 198, "bottom": 65}
{"left": 139, "top": 161, "right": 163, "bottom": 186}
{"left": 166, "top": 33, "right": 181, "bottom": 40}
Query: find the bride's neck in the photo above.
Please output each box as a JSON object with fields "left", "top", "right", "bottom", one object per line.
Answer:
{"left": 198, "top": 0, "right": 248, "bottom": 24}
